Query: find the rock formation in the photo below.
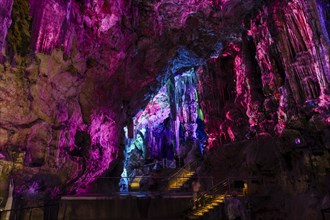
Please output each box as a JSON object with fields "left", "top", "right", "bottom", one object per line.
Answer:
{"left": 0, "top": 0, "right": 329, "bottom": 219}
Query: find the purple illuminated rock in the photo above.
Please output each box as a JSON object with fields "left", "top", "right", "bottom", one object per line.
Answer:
{"left": 26, "top": 122, "right": 52, "bottom": 167}
{"left": 0, "top": 0, "right": 13, "bottom": 61}
{"left": 0, "top": 1, "right": 329, "bottom": 219}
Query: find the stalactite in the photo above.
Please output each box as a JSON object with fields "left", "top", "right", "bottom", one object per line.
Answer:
{"left": 242, "top": 30, "right": 264, "bottom": 131}
{"left": 175, "top": 69, "right": 199, "bottom": 141}
{"left": 0, "top": 0, "right": 14, "bottom": 62}
{"left": 271, "top": 0, "right": 330, "bottom": 107}
{"left": 316, "top": 0, "right": 330, "bottom": 41}
{"left": 174, "top": 115, "right": 180, "bottom": 154}
{"left": 2, "top": 1, "right": 330, "bottom": 214}
{"left": 234, "top": 52, "right": 248, "bottom": 110}
{"left": 275, "top": 86, "right": 288, "bottom": 134}
{"left": 166, "top": 73, "right": 176, "bottom": 120}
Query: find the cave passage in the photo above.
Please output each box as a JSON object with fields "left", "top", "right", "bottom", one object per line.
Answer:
{"left": 120, "top": 60, "right": 208, "bottom": 192}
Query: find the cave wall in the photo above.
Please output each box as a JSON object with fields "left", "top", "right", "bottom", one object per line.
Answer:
{"left": 195, "top": 2, "right": 330, "bottom": 219}
{"left": 0, "top": 0, "right": 13, "bottom": 62}
{"left": 197, "top": 0, "right": 330, "bottom": 147}
{"left": 0, "top": 0, "right": 139, "bottom": 206}
{"left": 0, "top": 0, "right": 329, "bottom": 218}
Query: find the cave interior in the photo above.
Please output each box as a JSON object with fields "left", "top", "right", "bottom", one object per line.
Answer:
{"left": 0, "top": 0, "right": 330, "bottom": 219}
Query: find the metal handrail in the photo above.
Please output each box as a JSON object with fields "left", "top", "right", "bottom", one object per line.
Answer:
{"left": 87, "top": 176, "right": 212, "bottom": 180}
{"left": 200, "top": 178, "right": 235, "bottom": 199}
{"left": 168, "top": 158, "right": 202, "bottom": 180}
{"left": 0, "top": 203, "right": 59, "bottom": 220}
{"left": 204, "top": 177, "right": 262, "bottom": 199}
{"left": 82, "top": 175, "right": 214, "bottom": 194}
{"left": 204, "top": 178, "right": 230, "bottom": 198}
{"left": 186, "top": 178, "right": 233, "bottom": 213}
{"left": 141, "top": 162, "right": 158, "bottom": 167}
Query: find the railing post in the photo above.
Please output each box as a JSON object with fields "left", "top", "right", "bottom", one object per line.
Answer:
{"left": 29, "top": 207, "right": 32, "bottom": 220}
{"left": 211, "top": 177, "right": 214, "bottom": 190}
{"left": 228, "top": 179, "right": 231, "bottom": 195}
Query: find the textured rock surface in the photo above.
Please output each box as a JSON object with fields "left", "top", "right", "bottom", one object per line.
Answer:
{"left": 0, "top": 0, "right": 13, "bottom": 61}
{"left": 0, "top": 0, "right": 329, "bottom": 219}
{"left": 201, "top": 136, "right": 330, "bottom": 219}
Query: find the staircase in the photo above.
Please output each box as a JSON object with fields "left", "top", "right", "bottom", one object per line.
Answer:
{"left": 130, "top": 176, "right": 143, "bottom": 190}
{"left": 186, "top": 194, "right": 225, "bottom": 219}
{"left": 167, "top": 169, "right": 195, "bottom": 190}
{"left": 185, "top": 178, "right": 247, "bottom": 219}
{"left": 166, "top": 160, "right": 201, "bottom": 191}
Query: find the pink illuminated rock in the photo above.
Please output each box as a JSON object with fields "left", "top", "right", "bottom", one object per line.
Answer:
{"left": 66, "top": 109, "right": 119, "bottom": 192}
{"left": 0, "top": 2, "right": 330, "bottom": 218}
{"left": 0, "top": 0, "right": 13, "bottom": 61}
{"left": 26, "top": 122, "right": 52, "bottom": 167}
{"left": 30, "top": 0, "right": 69, "bottom": 52}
